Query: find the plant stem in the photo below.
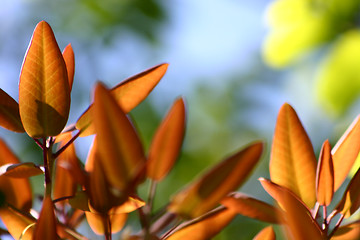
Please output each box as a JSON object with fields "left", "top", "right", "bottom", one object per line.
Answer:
{"left": 42, "top": 138, "right": 52, "bottom": 197}
{"left": 102, "top": 214, "right": 112, "bottom": 240}
{"left": 147, "top": 180, "right": 157, "bottom": 216}
{"left": 328, "top": 214, "right": 344, "bottom": 239}
{"left": 53, "top": 130, "right": 81, "bottom": 159}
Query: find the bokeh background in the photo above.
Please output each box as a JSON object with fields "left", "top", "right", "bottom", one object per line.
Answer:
{"left": 1, "top": 0, "right": 360, "bottom": 239}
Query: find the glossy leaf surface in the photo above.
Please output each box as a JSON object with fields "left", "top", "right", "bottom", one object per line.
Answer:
{"left": 221, "top": 192, "right": 282, "bottom": 224}
{"left": 62, "top": 44, "right": 75, "bottom": 91}
{"left": 168, "top": 142, "right": 263, "bottom": 219}
{"left": 0, "top": 206, "right": 34, "bottom": 240}
{"left": 270, "top": 103, "right": 317, "bottom": 207}
{"left": 0, "top": 89, "right": 24, "bottom": 132}
{"left": 0, "top": 139, "right": 32, "bottom": 211}
{"left": 166, "top": 206, "right": 236, "bottom": 240}
{"left": 92, "top": 83, "right": 145, "bottom": 192}
{"left": 19, "top": 21, "right": 70, "bottom": 138}
{"left": 335, "top": 168, "right": 360, "bottom": 218}
{"left": 147, "top": 97, "right": 186, "bottom": 181}
{"left": 315, "top": 140, "right": 334, "bottom": 206}
{"left": 259, "top": 178, "right": 323, "bottom": 240}
{"left": 33, "top": 197, "right": 59, "bottom": 240}
{"left": 253, "top": 226, "right": 276, "bottom": 240}
{"left": 331, "top": 115, "right": 360, "bottom": 191}
{"left": 76, "top": 63, "right": 168, "bottom": 136}
{"left": 0, "top": 162, "right": 43, "bottom": 178}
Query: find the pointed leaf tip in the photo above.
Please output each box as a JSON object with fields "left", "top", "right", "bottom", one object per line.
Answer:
{"left": 168, "top": 141, "right": 263, "bottom": 219}
{"left": 62, "top": 44, "right": 75, "bottom": 91}
{"left": 316, "top": 140, "right": 334, "bottom": 206}
{"left": 0, "top": 89, "right": 24, "bottom": 132}
{"left": 33, "top": 197, "right": 59, "bottom": 240}
{"left": 19, "top": 21, "right": 70, "bottom": 138}
{"left": 147, "top": 97, "right": 186, "bottom": 181}
{"left": 270, "top": 103, "right": 317, "bottom": 208}
{"left": 253, "top": 226, "right": 276, "bottom": 240}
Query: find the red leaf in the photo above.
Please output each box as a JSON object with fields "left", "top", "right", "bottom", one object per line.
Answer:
{"left": 147, "top": 97, "right": 186, "bottom": 181}
{"left": 0, "top": 162, "right": 43, "bottom": 178}
{"left": 0, "top": 89, "right": 24, "bottom": 132}
{"left": 331, "top": 220, "right": 360, "bottom": 240}
{"left": 253, "top": 226, "right": 276, "bottom": 240}
{"left": 33, "top": 197, "right": 59, "bottom": 240}
{"left": 19, "top": 21, "right": 70, "bottom": 137}
{"left": 62, "top": 44, "right": 75, "bottom": 91}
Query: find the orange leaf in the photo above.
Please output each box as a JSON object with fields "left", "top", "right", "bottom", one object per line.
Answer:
{"left": 62, "top": 44, "right": 75, "bottom": 91}
{"left": 92, "top": 83, "right": 145, "bottom": 192}
{"left": 85, "top": 211, "right": 127, "bottom": 235}
{"left": 33, "top": 197, "right": 59, "bottom": 240}
{"left": 53, "top": 132, "right": 82, "bottom": 204}
{"left": 147, "top": 97, "right": 186, "bottom": 181}
{"left": 270, "top": 103, "right": 317, "bottom": 208}
{"left": 166, "top": 206, "right": 237, "bottom": 240}
{"left": 316, "top": 140, "right": 334, "bottom": 206}
{"left": 76, "top": 63, "right": 168, "bottom": 136}
{"left": 259, "top": 178, "right": 324, "bottom": 240}
{"left": 0, "top": 206, "right": 35, "bottom": 240}
{"left": 0, "top": 89, "right": 24, "bottom": 132}
{"left": 334, "top": 168, "right": 360, "bottom": 218}
{"left": 253, "top": 226, "right": 276, "bottom": 240}
{"left": 331, "top": 220, "right": 360, "bottom": 240}
{"left": 19, "top": 21, "right": 70, "bottom": 138}
{"left": 0, "top": 162, "right": 43, "bottom": 178}
{"left": 331, "top": 115, "right": 360, "bottom": 191}
{"left": 221, "top": 192, "right": 282, "bottom": 224}
{"left": 168, "top": 142, "right": 263, "bottom": 219}
{"left": 0, "top": 138, "right": 32, "bottom": 211}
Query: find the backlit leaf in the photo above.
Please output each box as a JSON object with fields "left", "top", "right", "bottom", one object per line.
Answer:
{"left": 62, "top": 44, "right": 75, "bottom": 91}
{"left": 0, "top": 206, "right": 35, "bottom": 240}
{"left": 85, "top": 210, "right": 127, "bottom": 235}
{"left": 0, "top": 89, "right": 24, "bottom": 132}
{"left": 331, "top": 220, "right": 360, "bottom": 240}
{"left": 76, "top": 63, "right": 168, "bottom": 136}
{"left": 147, "top": 97, "right": 186, "bottom": 181}
{"left": 221, "top": 192, "right": 282, "bottom": 224}
{"left": 33, "top": 197, "right": 59, "bottom": 240}
{"left": 0, "top": 162, "right": 43, "bottom": 178}
{"left": 315, "top": 140, "right": 334, "bottom": 206}
{"left": 270, "top": 103, "right": 317, "bottom": 208}
{"left": 259, "top": 178, "right": 324, "bottom": 240}
{"left": 19, "top": 21, "right": 70, "bottom": 138}
{"left": 168, "top": 142, "right": 263, "bottom": 219}
{"left": 166, "top": 206, "right": 237, "bottom": 240}
{"left": 253, "top": 226, "right": 276, "bottom": 240}
{"left": 335, "top": 168, "right": 360, "bottom": 218}
{"left": 331, "top": 115, "right": 360, "bottom": 191}
{"left": 92, "top": 83, "right": 145, "bottom": 192}
{"left": 0, "top": 138, "right": 32, "bottom": 211}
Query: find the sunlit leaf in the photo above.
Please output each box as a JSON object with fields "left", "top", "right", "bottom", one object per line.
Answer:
{"left": 331, "top": 115, "right": 360, "bottom": 191}
{"left": 0, "top": 206, "right": 35, "bottom": 240}
{"left": 76, "top": 63, "right": 168, "bottom": 136}
{"left": 220, "top": 192, "right": 282, "bottom": 224}
{"left": 147, "top": 97, "right": 186, "bottom": 181}
{"left": 316, "top": 30, "right": 360, "bottom": 115}
{"left": 270, "top": 103, "right": 317, "bottom": 208}
{"left": 315, "top": 140, "right": 334, "bottom": 206}
{"left": 19, "top": 21, "right": 70, "bottom": 138}
{"left": 62, "top": 44, "right": 75, "bottom": 91}
{"left": 0, "top": 162, "right": 43, "bottom": 178}
{"left": 0, "top": 89, "right": 24, "bottom": 132}
{"left": 168, "top": 142, "right": 263, "bottom": 219}
{"left": 335, "top": 168, "right": 360, "bottom": 218}
{"left": 85, "top": 210, "right": 127, "bottom": 235}
{"left": 33, "top": 197, "right": 59, "bottom": 240}
{"left": 259, "top": 178, "right": 324, "bottom": 240}
{"left": 166, "top": 206, "right": 237, "bottom": 240}
{"left": 0, "top": 138, "right": 32, "bottom": 211}
{"left": 253, "top": 226, "right": 276, "bottom": 240}
{"left": 92, "top": 83, "right": 145, "bottom": 192}
{"left": 331, "top": 220, "right": 360, "bottom": 240}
